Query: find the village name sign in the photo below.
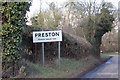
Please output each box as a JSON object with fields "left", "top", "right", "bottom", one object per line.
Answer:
{"left": 33, "top": 30, "right": 62, "bottom": 43}
{"left": 33, "top": 30, "right": 62, "bottom": 64}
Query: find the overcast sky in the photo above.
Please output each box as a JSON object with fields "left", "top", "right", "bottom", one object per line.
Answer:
{"left": 27, "top": 0, "right": 119, "bottom": 25}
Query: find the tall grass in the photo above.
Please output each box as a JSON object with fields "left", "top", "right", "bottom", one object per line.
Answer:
{"left": 22, "top": 56, "right": 99, "bottom": 78}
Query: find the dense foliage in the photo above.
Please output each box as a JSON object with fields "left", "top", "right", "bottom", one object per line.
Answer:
{"left": 31, "top": 2, "right": 62, "bottom": 30}
{"left": 1, "top": 2, "right": 30, "bottom": 63}
{"left": 30, "top": 1, "right": 115, "bottom": 57}
{"left": 80, "top": 5, "right": 114, "bottom": 57}
{"left": 92, "top": 7, "right": 114, "bottom": 57}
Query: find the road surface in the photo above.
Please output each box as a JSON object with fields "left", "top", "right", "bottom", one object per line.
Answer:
{"left": 81, "top": 55, "right": 119, "bottom": 78}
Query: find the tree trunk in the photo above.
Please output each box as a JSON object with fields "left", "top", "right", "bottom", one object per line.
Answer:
{"left": 93, "top": 45, "right": 100, "bottom": 58}
{"left": 91, "top": 36, "right": 102, "bottom": 58}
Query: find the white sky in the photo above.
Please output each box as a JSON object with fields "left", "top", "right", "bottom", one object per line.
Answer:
{"left": 27, "top": 0, "right": 119, "bottom": 25}
{"left": 27, "top": 0, "right": 66, "bottom": 18}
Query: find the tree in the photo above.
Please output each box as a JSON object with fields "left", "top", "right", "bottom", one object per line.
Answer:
{"left": 31, "top": 2, "right": 62, "bottom": 30}
{"left": 92, "top": 7, "right": 114, "bottom": 57}
{"left": 79, "top": 2, "right": 114, "bottom": 57}
{"left": 64, "top": 0, "right": 114, "bottom": 57}
{"left": 101, "top": 27, "right": 118, "bottom": 52}
{"left": 1, "top": 2, "right": 30, "bottom": 67}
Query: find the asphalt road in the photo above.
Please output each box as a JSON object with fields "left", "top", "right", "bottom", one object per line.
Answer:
{"left": 81, "top": 55, "right": 119, "bottom": 78}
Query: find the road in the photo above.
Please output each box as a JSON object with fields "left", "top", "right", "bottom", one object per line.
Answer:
{"left": 81, "top": 55, "right": 119, "bottom": 78}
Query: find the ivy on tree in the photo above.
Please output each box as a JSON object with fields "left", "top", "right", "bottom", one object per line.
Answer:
{"left": 92, "top": 7, "right": 114, "bottom": 57}
{"left": 1, "top": 2, "right": 30, "bottom": 63}
{"left": 78, "top": 2, "right": 114, "bottom": 58}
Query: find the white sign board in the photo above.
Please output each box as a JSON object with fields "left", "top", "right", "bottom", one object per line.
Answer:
{"left": 33, "top": 30, "right": 62, "bottom": 43}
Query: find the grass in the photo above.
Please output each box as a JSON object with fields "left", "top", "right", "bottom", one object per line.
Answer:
{"left": 100, "top": 53, "right": 110, "bottom": 59}
{"left": 102, "top": 52, "right": 120, "bottom": 55}
{"left": 100, "top": 52, "right": 120, "bottom": 58}
{"left": 23, "top": 56, "right": 99, "bottom": 78}
{"left": 1, "top": 51, "right": 113, "bottom": 78}
{"left": 100, "top": 52, "right": 120, "bottom": 60}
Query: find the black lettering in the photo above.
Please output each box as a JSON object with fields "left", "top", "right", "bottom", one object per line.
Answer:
{"left": 38, "top": 38, "right": 45, "bottom": 40}
{"left": 42, "top": 33, "right": 44, "bottom": 37}
{"left": 46, "top": 38, "right": 51, "bottom": 40}
{"left": 52, "top": 32, "right": 55, "bottom": 36}
{"left": 45, "top": 33, "right": 48, "bottom": 37}
{"left": 56, "top": 32, "right": 59, "bottom": 36}
{"left": 38, "top": 33, "right": 41, "bottom": 37}
{"left": 35, "top": 31, "right": 60, "bottom": 38}
{"left": 53, "top": 38, "right": 56, "bottom": 40}
{"left": 35, "top": 33, "right": 38, "bottom": 37}
{"left": 49, "top": 33, "right": 51, "bottom": 37}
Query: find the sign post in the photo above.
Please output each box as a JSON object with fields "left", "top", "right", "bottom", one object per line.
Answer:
{"left": 33, "top": 30, "right": 62, "bottom": 65}
{"left": 42, "top": 42, "right": 44, "bottom": 64}
{"left": 58, "top": 42, "right": 60, "bottom": 60}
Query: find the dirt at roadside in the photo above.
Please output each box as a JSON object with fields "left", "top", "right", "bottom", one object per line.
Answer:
{"left": 71, "top": 56, "right": 112, "bottom": 78}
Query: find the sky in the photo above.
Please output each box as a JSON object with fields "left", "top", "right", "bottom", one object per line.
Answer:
{"left": 27, "top": 0, "right": 119, "bottom": 25}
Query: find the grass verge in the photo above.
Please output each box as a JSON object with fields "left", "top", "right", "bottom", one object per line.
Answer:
{"left": 102, "top": 52, "right": 120, "bottom": 55}
{"left": 22, "top": 55, "right": 102, "bottom": 78}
